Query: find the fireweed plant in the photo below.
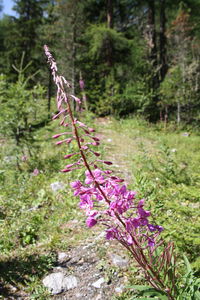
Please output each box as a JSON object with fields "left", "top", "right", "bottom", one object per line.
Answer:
{"left": 44, "top": 45, "right": 177, "bottom": 299}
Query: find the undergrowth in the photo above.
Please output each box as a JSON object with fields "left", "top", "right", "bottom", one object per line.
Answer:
{"left": 103, "top": 118, "right": 200, "bottom": 271}
{"left": 0, "top": 115, "right": 199, "bottom": 298}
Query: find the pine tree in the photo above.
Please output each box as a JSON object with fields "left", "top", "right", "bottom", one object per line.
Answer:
{"left": 5, "top": 0, "right": 48, "bottom": 81}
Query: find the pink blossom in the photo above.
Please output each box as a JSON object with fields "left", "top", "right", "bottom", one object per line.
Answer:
{"left": 148, "top": 237, "right": 155, "bottom": 247}
{"left": 52, "top": 109, "right": 67, "bottom": 120}
{"left": 21, "top": 155, "right": 27, "bottom": 162}
{"left": 53, "top": 132, "right": 71, "bottom": 139}
{"left": 85, "top": 169, "right": 104, "bottom": 184}
{"left": 56, "top": 138, "right": 73, "bottom": 145}
{"left": 70, "top": 94, "right": 81, "bottom": 104}
{"left": 79, "top": 79, "right": 85, "bottom": 90}
{"left": 98, "top": 160, "right": 113, "bottom": 165}
{"left": 86, "top": 217, "right": 97, "bottom": 228}
{"left": 64, "top": 153, "right": 78, "bottom": 159}
{"left": 88, "top": 127, "right": 95, "bottom": 132}
{"left": 105, "top": 228, "right": 118, "bottom": 240}
{"left": 32, "top": 168, "right": 39, "bottom": 176}
{"left": 70, "top": 180, "right": 82, "bottom": 189}
{"left": 127, "top": 235, "right": 133, "bottom": 245}
{"left": 138, "top": 207, "right": 151, "bottom": 218}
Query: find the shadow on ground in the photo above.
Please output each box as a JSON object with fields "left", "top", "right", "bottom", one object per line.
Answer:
{"left": 0, "top": 252, "right": 55, "bottom": 298}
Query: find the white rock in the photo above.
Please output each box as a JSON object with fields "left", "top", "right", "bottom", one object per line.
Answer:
{"left": 3, "top": 156, "right": 16, "bottom": 163}
{"left": 50, "top": 182, "right": 65, "bottom": 192}
{"left": 43, "top": 272, "right": 78, "bottom": 295}
{"left": 75, "top": 293, "right": 82, "bottom": 298}
{"left": 53, "top": 266, "right": 67, "bottom": 272}
{"left": 115, "top": 285, "right": 125, "bottom": 293}
{"left": 94, "top": 232, "right": 105, "bottom": 241}
{"left": 95, "top": 294, "right": 102, "bottom": 300}
{"left": 43, "top": 272, "right": 64, "bottom": 294}
{"left": 92, "top": 277, "right": 105, "bottom": 288}
{"left": 63, "top": 275, "right": 78, "bottom": 290}
{"left": 58, "top": 252, "right": 68, "bottom": 262}
{"left": 110, "top": 254, "right": 129, "bottom": 268}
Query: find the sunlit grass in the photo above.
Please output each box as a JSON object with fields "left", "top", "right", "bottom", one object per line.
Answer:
{"left": 0, "top": 116, "right": 199, "bottom": 298}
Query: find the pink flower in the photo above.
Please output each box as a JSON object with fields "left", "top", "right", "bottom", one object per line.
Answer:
{"left": 79, "top": 79, "right": 85, "bottom": 90}
{"left": 148, "top": 237, "right": 155, "bottom": 247}
{"left": 148, "top": 224, "right": 164, "bottom": 232}
{"left": 64, "top": 153, "right": 78, "bottom": 159}
{"left": 125, "top": 219, "right": 132, "bottom": 232}
{"left": 105, "top": 228, "right": 118, "bottom": 240}
{"left": 86, "top": 217, "right": 97, "bottom": 227}
{"left": 127, "top": 234, "right": 133, "bottom": 245}
{"left": 85, "top": 169, "right": 104, "bottom": 185}
{"left": 70, "top": 180, "right": 82, "bottom": 189}
{"left": 21, "top": 155, "right": 27, "bottom": 162}
{"left": 56, "top": 138, "right": 73, "bottom": 145}
{"left": 53, "top": 132, "right": 71, "bottom": 139}
{"left": 32, "top": 168, "right": 39, "bottom": 176}
{"left": 70, "top": 94, "right": 81, "bottom": 104}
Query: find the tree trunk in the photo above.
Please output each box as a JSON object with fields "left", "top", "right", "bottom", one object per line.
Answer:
{"left": 107, "top": 0, "right": 113, "bottom": 29}
{"left": 71, "top": 22, "right": 76, "bottom": 96}
{"left": 177, "top": 101, "right": 181, "bottom": 124}
{"left": 164, "top": 105, "right": 168, "bottom": 128}
{"left": 146, "top": 0, "right": 160, "bottom": 121}
{"left": 147, "top": 0, "right": 158, "bottom": 90}
{"left": 79, "top": 71, "right": 88, "bottom": 111}
{"left": 159, "top": 0, "right": 168, "bottom": 83}
{"left": 106, "top": 0, "right": 114, "bottom": 68}
{"left": 71, "top": 14, "right": 77, "bottom": 111}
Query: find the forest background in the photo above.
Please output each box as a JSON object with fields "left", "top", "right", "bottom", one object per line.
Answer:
{"left": 0, "top": 0, "right": 200, "bottom": 299}
{"left": 1, "top": 0, "right": 200, "bottom": 123}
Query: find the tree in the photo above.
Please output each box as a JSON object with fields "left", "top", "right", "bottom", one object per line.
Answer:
{"left": 0, "top": 0, "right": 3, "bottom": 14}
{"left": 159, "top": 0, "right": 168, "bottom": 83}
{"left": 4, "top": 0, "right": 49, "bottom": 80}
{"left": 167, "top": 4, "right": 193, "bottom": 123}
{"left": 0, "top": 54, "right": 45, "bottom": 158}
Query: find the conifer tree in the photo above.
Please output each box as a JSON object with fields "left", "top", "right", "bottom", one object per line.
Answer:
{"left": 5, "top": 0, "right": 48, "bottom": 80}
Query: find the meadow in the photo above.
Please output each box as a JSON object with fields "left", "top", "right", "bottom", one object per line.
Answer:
{"left": 0, "top": 114, "right": 199, "bottom": 299}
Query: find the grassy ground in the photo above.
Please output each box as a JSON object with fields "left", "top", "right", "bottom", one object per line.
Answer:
{"left": 100, "top": 117, "right": 200, "bottom": 269}
{"left": 0, "top": 117, "right": 90, "bottom": 298}
{"left": 0, "top": 115, "right": 199, "bottom": 298}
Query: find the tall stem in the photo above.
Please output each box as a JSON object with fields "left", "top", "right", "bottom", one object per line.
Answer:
{"left": 44, "top": 45, "right": 175, "bottom": 300}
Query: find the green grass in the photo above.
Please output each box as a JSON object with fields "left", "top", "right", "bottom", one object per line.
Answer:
{"left": 99, "top": 117, "right": 200, "bottom": 271}
{"left": 0, "top": 117, "right": 90, "bottom": 298}
{"left": 0, "top": 115, "right": 199, "bottom": 298}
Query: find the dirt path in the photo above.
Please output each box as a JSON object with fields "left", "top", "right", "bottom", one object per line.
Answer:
{"left": 96, "top": 117, "right": 134, "bottom": 183}
{"left": 44, "top": 118, "right": 135, "bottom": 300}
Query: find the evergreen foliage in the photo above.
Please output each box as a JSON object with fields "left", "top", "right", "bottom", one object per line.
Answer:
{"left": 0, "top": 53, "right": 45, "bottom": 157}
{"left": 1, "top": 0, "right": 200, "bottom": 122}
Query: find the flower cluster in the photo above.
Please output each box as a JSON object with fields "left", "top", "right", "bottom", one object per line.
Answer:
{"left": 71, "top": 168, "right": 163, "bottom": 248}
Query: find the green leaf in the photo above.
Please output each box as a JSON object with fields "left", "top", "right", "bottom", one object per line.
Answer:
{"left": 129, "top": 285, "right": 168, "bottom": 299}
{"left": 129, "top": 285, "right": 152, "bottom": 291}
{"left": 183, "top": 254, "right": 193, "bottom": 273}
{"left": 133, "top": 298, "right": 159, "bottom": 300}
